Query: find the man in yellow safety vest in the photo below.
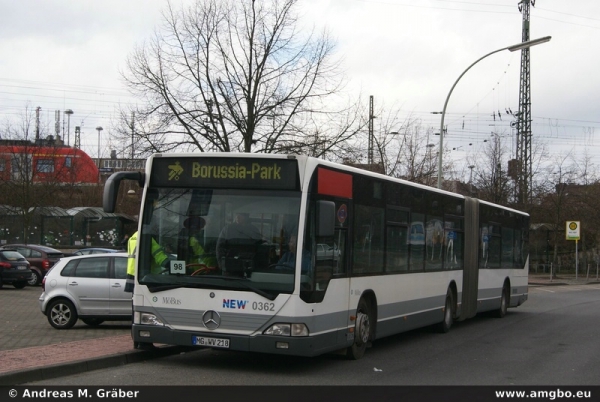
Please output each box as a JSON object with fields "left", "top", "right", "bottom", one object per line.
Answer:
{"left": 182, "top": 216, "right": 216, "bottom": 271}
{"left": 125, "top": 231, "right": 172, "bottom": 292}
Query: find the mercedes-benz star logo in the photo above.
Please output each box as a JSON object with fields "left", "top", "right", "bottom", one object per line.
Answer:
{"left": 202, "top": 310, "right": 221, "bottom": 330}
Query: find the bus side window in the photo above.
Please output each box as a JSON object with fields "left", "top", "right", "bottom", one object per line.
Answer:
{"left": 333, "top": 229, "right": 347, "bottom": 275}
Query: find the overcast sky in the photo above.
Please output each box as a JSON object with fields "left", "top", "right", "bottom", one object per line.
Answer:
{"left": 1, "top": 0, "right": 598, "bottom": 174}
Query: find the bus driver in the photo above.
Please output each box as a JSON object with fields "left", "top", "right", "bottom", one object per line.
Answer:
{"left": 216, "top": 212, "right": 263, "bottom": 271}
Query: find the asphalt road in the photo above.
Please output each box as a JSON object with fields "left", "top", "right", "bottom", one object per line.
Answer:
{"left": 21, "top": 284, "right": 600, "bottom": 386}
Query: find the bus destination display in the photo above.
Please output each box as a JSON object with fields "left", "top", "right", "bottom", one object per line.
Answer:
{"left": 149, "top": 157, "right": 299, "bottom": 190}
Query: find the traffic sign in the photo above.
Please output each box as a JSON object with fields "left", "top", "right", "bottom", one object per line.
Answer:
{"left": 566, "top": 221, "right": 580, "bottom": 241}
{"left": 337, "top": 204, "right": 347, "bottom": 225}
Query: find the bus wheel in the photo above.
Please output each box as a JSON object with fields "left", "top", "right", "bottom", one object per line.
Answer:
{"left": 346, "top": 298, "right": 371, "bottom": 360}
{"left": 82, "top": 318, "right": 104, "bottom": 326}
{"left": 134, "top": 341, "right": 156, "bottom": 350}
{"left": 438, "top": 289, "right": 454, "bottom": 333}
{"left": 496, "top": 284, "right": 509, "bottom": 318}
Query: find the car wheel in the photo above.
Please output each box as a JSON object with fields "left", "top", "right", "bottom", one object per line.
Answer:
{"left": 47, "top": 299, "right": 78, "bottom": 329}
{"left": 28, "top": 270, "right": 41, "bottom": 286}
{"left": 82, "top": 318, "right": 104, "bottom": 327}
{"left": 13, "top": 281, "right": 27, "bottom": 289}
{"left": 0, "top": 277, "right": 3, "bottom": 289}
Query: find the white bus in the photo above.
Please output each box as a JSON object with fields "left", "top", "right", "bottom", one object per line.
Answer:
{"left": 103, "top": 153, "right": 529, "bottom": 359}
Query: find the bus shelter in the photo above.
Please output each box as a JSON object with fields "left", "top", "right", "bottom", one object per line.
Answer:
{"left": 66, "top": 207, "right": 137, "bottom": 248}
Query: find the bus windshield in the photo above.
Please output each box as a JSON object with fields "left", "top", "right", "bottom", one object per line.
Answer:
{"left": 137, "top": 188, "right": 303, "bottom": 297}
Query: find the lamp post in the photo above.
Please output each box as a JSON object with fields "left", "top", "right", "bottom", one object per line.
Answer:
{"left": 96, "top": 126, "right": 103, "bottom": 161}
{"left": 64, "top": 109, "right": 73, "bottom": 146}
{"left": 468, "top": 165, "right": 475, "bottom": 195}
{"left": 436, "top": 36, "right": 551, "bottom": 189}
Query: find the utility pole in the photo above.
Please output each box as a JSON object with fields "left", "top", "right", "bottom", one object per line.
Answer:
{"left": 515, "top": 0, "right": 535, "bottom": 206}
{"left": 74, "top": 126, "right": 81, "bottom": 149}
{"left": 54, "top": 110, "right": 61, "bottom": 141}
{"left": 64, "top": 109, "right": 73, "bottom": 146}
{"left": 131, "top": 112, "right": 135, "bottom": 160}
{"left": 96, "top": 126, "right": 103, "bottom": 161}
{"left": 368, "top": 95, "right": 374, "bottom": 165}
{"left": 35, "top": 107, "right": 41, "bottom": 141}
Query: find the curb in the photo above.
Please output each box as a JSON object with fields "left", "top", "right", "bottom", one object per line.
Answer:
{"left": 528, "top": 281, "right": 569, "bottom": 286}
{"left": 0, "top": 345, "right": 190, "bottom": 386}
{"left": 529, "top": 280, "right": 600, "bottom": 287}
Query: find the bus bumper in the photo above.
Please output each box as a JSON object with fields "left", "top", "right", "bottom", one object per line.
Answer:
{"left": 131, "top": 324, "right": 346, "bottom": 357}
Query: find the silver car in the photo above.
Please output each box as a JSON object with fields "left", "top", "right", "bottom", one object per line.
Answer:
{"left": 39, "top": 253, "right": 131, "bottom": 329}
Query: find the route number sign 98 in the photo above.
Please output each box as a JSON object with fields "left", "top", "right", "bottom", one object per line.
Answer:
{"left": 170, "top": 260, "right": 186, "bottom": 274}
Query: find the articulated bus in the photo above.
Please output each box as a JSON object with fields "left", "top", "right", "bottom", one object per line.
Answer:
{"left": 103, "top": 153, "right": 529, "bottom": 359}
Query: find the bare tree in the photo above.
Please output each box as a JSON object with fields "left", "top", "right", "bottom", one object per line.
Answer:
{"left": 272, "top": 98, "right": 369, "bottom": 159}
{"left": 535, "top": 154, "right": 576, "bottom": 264}
{"left": 116, "top": 0, "right": 352, "bottom": 156}
{"left": 376, "top": 117, "right": 452, "bottom": 186}
{"left": 534, "top": 152, "right": 600, "bottom": 269}
{"left": 467, "top": 133, "right": 513, "bottom": 204}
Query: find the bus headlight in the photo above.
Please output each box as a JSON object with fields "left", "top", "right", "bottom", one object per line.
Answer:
{"left": 264, "top": 323, "right": 308, "bottom": 337}
{"left": 140, "top": 313, "right": 164, "bottom": 326}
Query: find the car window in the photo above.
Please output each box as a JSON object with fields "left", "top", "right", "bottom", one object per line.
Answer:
{"left": 17, "top": 248, "right": 31, "bottom": 258}
{"left": 0, "top": 251, "right": 25, "bottom": 261}
{"left": 72, "top": 257, "right": 110, "bottom": 278}
{"left": 113, "top": 257, "right": 128, "bottom": 279}
{"left": 61, "top": 260, "right": 79, "bottom": 276}
{"left": 30, "top": 250, "right": 42, "bottom": 258}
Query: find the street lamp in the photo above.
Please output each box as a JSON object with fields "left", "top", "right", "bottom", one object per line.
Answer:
{"left": 96, "top": 126, "right": 103, "bottom": 160}
{"left": 436, "top": 36, "right": 551, "bottom": 189}
{"left": 64, "top": 109, "right": 73, "bottom": 146}
{"left": 468, "top": 164, "right": 475, "bottom": 194}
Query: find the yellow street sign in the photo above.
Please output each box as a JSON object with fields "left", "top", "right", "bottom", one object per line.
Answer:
{"left": 566, "top": 221, "right": 580, "bottom": 241}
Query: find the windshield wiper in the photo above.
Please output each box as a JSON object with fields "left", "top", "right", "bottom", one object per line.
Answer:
{"left": 144, "top": 277, "right": 276, "bottom": 300}
{"left": 218, "top": 277, "right": 277, "bottom": 300}
{"left": 146, "top": 284, "right": 184, "bottom": 293}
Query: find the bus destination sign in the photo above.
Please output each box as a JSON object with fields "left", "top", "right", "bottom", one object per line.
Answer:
{"left": 149, "top": 157, "right": 299, "bottom": 190}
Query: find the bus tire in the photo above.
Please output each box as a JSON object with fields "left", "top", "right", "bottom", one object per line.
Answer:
{"left": 496, "top": 284, "right": 509, "bottom": 318}
{"left": 82, "top": 318, "right": 104, "bottom": 326}
{"left": 346, "top": 298, "right": 371, "bottom": 360}
{"left": 438, "top": 288, "right": 454, "bottom": 333}
{"left": 134, "top": 341, "right": 156, "bottom": 351}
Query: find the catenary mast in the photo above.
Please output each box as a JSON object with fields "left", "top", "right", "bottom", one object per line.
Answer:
{"left": 515, "top": 0, "right": 535, "bottom": 205}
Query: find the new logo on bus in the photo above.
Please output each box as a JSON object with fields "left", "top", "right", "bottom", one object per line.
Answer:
{"left": 223, "top": 299, "right": 248, "bottom": 309}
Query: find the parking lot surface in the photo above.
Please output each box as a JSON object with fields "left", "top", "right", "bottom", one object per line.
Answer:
{"left": 0, "top": 286, "right": 131, "bottom": 351}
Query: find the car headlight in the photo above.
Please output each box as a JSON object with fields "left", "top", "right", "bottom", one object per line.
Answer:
{"left": 264, "top": 323, "right": 308, "bottom": 337}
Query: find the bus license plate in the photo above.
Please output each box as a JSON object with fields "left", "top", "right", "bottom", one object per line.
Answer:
{"left": 193, "top": 336, "right": 230, "bottom": 348}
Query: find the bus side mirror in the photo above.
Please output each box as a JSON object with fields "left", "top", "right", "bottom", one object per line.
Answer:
{"left": 103, "top": 171, "right": 145, "bottom": 213}
{"left": 316, "top": 200, "right": 335, "bottom": 237}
